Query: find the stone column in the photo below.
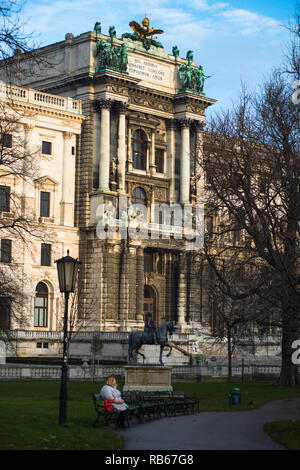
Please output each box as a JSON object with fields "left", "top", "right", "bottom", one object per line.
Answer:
{"left": 150, "top": 129, "right": 156, "bottom": 176}
{"left": 177, "top": 252, "right": 187, "bottom": 327}
{"left": 166, "top": 119, "right": 176, "bottom": 203}
{"left": 60, "top": 131, "right": 73, "bottom": 225}
{"left": 116, "top": 102, "right": 128, "bottom": 191}
{"left": 98, "top": 99, "right": 113, "bottom": 191}
{"left": 136, "top": 246, "right": 144, "bottom": 322}
{"left": 179, "top": 119, "right": 191, "bottom": 204}
{"left": 127, "top": 124, "right": 133, "bottom": 173}
{"left": 23, "top": 124, "right": 35, "bottom": 213}
{"left": 194, "top": 121, "right": 205, "bottom": 204}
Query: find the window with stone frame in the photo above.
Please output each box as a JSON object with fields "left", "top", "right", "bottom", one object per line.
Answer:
{"left": 155, "top": 148, "right": 165, "bottom": 173}
{"left": 41, "top": 140, "right": 52, "bottom": 156}
{"left": 132, "top": 187, "right": 147, "bottom": 206}
{"left": 41, "top": 243, "right": 51, "bottom": 266}
{"left": 40, "top": 191, "right": 50, "bottom": 218}
{"left": 144, "top": 251, "right": 153, "bottom": 273}
{"left": 0, "top": 239, "right": 12, "bottom": 263}
{"left": 34, "top": 282, "right": 48, "bottom": 328}
{"left": 132, "top": 129, "right": 147, "bottom": 170}
{"left": 0, "top": 185, "right": 10, "bottom": 212}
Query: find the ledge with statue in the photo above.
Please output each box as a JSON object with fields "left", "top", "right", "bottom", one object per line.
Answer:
{"left": 124, "top": 313, "right": 176, "bottom": 392}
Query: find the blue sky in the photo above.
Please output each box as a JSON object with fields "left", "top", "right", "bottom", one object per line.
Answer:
{"left": 20, "top": 0, "right": 297, "bottom": 117}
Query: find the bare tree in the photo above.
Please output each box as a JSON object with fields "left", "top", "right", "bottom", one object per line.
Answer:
{"left": 201, "top": 61, "right": 299, "bottom": 385}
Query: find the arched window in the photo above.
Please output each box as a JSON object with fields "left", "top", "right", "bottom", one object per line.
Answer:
{"left": 132, "top": 130, "right": 147, "bottom": 170}
{"left": 132, "top": 187, "right": 147, "bottom": 206}
{"left": 34, "top": 282, "right": 48, "bottom": 327}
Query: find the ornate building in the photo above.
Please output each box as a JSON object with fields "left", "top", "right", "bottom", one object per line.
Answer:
{"left": 2, "top": 19, "right": 247, "bottom": 360}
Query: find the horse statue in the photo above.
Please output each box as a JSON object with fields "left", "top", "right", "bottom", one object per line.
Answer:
{"left": 128, "top": 320, "right": 176, "bottom": 365}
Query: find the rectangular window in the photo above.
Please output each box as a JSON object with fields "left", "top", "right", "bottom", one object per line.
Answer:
{"left": 40, "top": 191, "right": 50, "bottom": 217}
{"left": 71, "top": 146, "right": 75, "bottom": 156}
{"left": 144, "top": 252, "right": 153, "bottom": 273}
{"left": 0, "top": 297, "right": 11, "bottom": 330}
{"left": 1, "top": 133, "right": 12, "bottom": 148}
{"left": 0, "top": 186, "right": 10, "bottom": 212}
{"left": 36, "top": 342, "right": 42, "bottom": 348}
{"left": 41, "top": 243, "right": 51, "bottom": 266}
{"left": 155, "top": 149, "right": 164, "bottom": 173}
{"left": 42, "top": 141, "right": 52, "bottom": 155}
{"left": 0, "top": 239, "right": 12, "bottom": 263}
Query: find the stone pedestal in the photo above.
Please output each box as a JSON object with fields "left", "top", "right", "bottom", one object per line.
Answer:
{"left": 123, "top": 365, "right": 173, "bottom": 392}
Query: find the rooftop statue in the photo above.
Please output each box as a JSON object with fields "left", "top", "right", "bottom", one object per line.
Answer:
{"left": 129, "top": 17, "right": 164, "bottom": 40}
{"left": 122, "top": 17, "right": 164, "bottom": 51}
{"left": 179, "top": 52, "right": 212, "bottom": 96}
{"left": 95, "top": 38, "right": 128, "bottom": 74}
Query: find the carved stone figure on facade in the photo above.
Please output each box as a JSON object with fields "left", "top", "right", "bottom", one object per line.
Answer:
{"left": 94, "top": 21, "right": 102, "bottom": 35}
{"left": 95, "top": 39, "right": 128, "bottom": 74}
{"left": 172, "top": 45, "right": 179, "bottom": 59}
{"left": 109, "top": 25, "right": 116, "bottom": 39}
{"left": 186, "top": 50, "right": 193, "bottom": 65}
{"left": 110, "top": 156, "right": 118, "bottom": 190}
{"left": 118, "top": 43, "right": 128, "bottom": 72}
{"left": 190, "top": 172, "right": 196, "bottom": 197}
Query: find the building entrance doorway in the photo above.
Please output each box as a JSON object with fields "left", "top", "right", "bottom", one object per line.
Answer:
{"left": 144, "top": 285, "right": 157, "bottom": 328}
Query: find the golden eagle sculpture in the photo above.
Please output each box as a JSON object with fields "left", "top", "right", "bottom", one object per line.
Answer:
{"left": 129, "top": 17, "right": 164, "bottom": 40}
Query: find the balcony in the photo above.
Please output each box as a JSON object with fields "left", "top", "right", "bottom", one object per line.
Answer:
{"left": 0, "top": 84, "right": 82, "bottom": 114}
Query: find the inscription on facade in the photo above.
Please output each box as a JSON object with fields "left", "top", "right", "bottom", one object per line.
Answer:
{"left": 128, "top": 56, "right": 170, "bottom": 84}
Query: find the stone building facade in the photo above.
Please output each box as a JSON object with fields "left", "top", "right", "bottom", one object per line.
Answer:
{"left": 0, "top": 83, "right": 84, "bottom": 355}
{"left": 15, "top": 23, "right": 216, "bottom": 343}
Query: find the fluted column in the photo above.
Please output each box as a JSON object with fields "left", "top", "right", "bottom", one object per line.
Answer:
{"left": 194, "top": 121, "right": 205, "bottom": 204}
{"left": 150, "top": 129, "right": 156, "bottom": 176}
{"left": 116, "top": 102, "right": 128, "bottom": 191}
{"left": 166, "top": 119, "right": 176, "bottom": 203}
{"left": 177, "top": 252, "right": 187, "bottom": 327}
{"left": 127, "top": 124, "right": 133, "bottom": 173}
{"left": 23, "top": 124, "right": 35, "bottom": 214}
{"left": 98, "top": 99, "right": 113, "bottom": 191}
{"left": 136, "top": 246, "right": 144, "bottom": 321}
{"left": 179, "top": 119, "right": 191, "bottom": 204}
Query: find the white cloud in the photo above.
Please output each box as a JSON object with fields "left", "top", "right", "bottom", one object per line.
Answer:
{"left": 219, "top": 8, "right": 280, "bottom": 35}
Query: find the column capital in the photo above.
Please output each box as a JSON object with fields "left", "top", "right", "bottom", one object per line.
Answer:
{"left": 24, "top": 123, "right": 35, "bottom": 133}
{"left": 192, "top": 120, "right": 205, "bottom": 131}
{"left": 176, "top": 118, "right": 193, "bottom": 129}
{"left": 94, "top": 98, "right": 115, "bottom": 112}
{"left": 63, "top": 131, "right": 73, "bottom": 140}
{"left": 115, "top": 101, "right": 129, "bottom": 114}
{"left": 165, "top": 118, "right": 176, "bottom": 130}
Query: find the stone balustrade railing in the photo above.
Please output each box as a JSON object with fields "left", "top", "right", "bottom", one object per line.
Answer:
{"left": 0, "top": 83, "right": 82, "bottom": 114}
{"left": 0, "top": 363, "right": 292, "bottom": 381}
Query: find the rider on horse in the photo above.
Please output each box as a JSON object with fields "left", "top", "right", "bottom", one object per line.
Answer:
{"left": 144, "top": 312, "right": 158, "bottom": 345}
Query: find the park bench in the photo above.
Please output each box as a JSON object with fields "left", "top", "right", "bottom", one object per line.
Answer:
{"left": 92, "top": 393, "right": 142, "bottom": 427}
{"left": 91, "top": 393, "right": 119, "bottom": 427}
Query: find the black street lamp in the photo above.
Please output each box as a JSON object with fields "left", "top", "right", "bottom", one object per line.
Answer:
{"left": 55, "top": 250, "right": 80, "bottom": 426}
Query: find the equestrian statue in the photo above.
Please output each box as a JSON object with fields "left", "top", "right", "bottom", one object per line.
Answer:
{"left": 128, "top": 312, "right": 175, "bottom": 365}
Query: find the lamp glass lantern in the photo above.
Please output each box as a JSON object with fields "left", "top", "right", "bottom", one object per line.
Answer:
{"left": 55, "top": 250, "right": 80, "bottom": 293}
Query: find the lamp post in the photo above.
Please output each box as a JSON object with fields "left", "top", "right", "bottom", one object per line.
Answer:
{"left": 55, "top": 250, "right": 80, "bottom": 426}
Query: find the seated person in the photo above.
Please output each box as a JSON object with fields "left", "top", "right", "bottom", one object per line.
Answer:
{"left": 100, "top": 376, "right": 129, "bottom": 427}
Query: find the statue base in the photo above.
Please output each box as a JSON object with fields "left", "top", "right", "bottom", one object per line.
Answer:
{"left": 123, "top": 365, "right": 173, "bottom": 392}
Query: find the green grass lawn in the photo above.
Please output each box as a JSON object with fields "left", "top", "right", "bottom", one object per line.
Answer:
{"left": 264, "top": 420, "right": 300, "bottom": 450}
{"left": 0, "top": 380, "right": 299, "bottom": 450}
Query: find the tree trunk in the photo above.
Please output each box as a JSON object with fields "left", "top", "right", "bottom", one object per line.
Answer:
{"left": 278, "top": 318, "right": 300, "bottom": 386}
{"left": 227, "top": 328, "right": 232, "bottom": 382}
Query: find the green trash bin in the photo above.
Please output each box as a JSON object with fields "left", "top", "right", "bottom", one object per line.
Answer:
{"left": 229, "top": 387, "right": 241, "bottom": 407}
